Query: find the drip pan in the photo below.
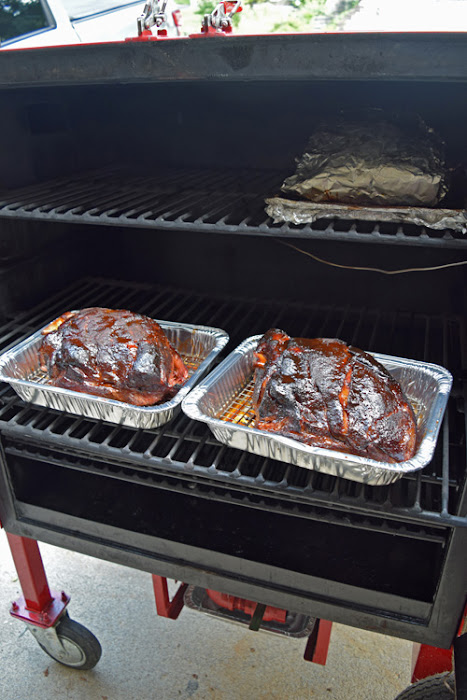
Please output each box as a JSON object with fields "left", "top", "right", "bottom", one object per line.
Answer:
{"left": 182, "top": 335, "right": 453, "bottom": 485}
{"left": 0, "top": 319, "right": 229, "bottom": 429}
{"left": 184, "top": 586, "right": 316, "bottom": 638}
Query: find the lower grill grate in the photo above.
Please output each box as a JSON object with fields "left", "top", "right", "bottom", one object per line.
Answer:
{"left": 0, "top": 276, "right": 465, "bottom": 530}
{"left": 0, "top": 168, "right": 466, "bottom": 249}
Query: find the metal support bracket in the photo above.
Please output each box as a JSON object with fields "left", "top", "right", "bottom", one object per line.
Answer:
{"left": 10, "top": 589, "right": 69, "bottom": 628}
{"left": 189, "top": 0, "right": 242, "bottom": 36}
{"left": 152, "top": 576, "right": 187, "bottom": 619}
{"left": 134, "top": 0, "right": 171, "bottom": 39}
{"left": 7, "top": 533, "right": 70, "bottom": 628}
{"left": 304, "top": 619, "right": 333, "bottom": 665}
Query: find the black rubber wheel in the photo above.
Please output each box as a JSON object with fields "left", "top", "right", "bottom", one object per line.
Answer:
{"left": 394, "top": 673, "right": 455, "bottom": 699}
{"left": 37, "top": 614, "right": 102, "bottom": 670}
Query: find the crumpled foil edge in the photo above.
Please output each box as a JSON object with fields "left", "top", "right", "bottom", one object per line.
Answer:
{"left": 265, "top": 197, "right": 467, "bottom": 233}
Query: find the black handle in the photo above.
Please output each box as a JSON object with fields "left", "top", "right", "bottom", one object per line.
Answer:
{"left": 248, "top": 603, "right": 266, "bottom": 632}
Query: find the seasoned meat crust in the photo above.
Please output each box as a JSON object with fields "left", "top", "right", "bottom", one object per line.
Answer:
{"left": 252, "top": 329, "right": 417, "bottom": 463}
{"left": 39, "top": 308, "right": 189, "bottom": 406}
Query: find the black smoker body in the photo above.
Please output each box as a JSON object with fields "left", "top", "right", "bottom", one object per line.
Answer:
{"left": 0, "top": 33, "right": 465, "bottom": 650}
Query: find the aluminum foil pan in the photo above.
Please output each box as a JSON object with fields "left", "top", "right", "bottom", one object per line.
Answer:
{"left": 0, "top": 320, "right": 229, "bottom": 430}
{"left": 265, "top": 196, "right": 467, "bottom": 233}
{"left": 182, "top": 336, "right": 452, "bottom": 486}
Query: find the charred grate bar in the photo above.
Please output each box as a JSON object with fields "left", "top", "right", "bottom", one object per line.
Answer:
{"left": 0, "top": 168, "right": 466, "bottom": 248}
{"left": 0, "top": 276, "right": 465, "bottom": 530}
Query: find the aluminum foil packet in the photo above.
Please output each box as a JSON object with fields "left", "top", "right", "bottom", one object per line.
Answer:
{"left": 280, "top": 112, "right": 449, "bottom": 208}
{"left": 265, "top": 196, "right": 467, "bottom": 233}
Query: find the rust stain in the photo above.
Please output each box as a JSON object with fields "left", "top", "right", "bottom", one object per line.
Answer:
{"left": 205, "top": 634, "right": 313, "bottom": 699}
{"left": 233, "top": 636, "right": 253, "bottom": 658}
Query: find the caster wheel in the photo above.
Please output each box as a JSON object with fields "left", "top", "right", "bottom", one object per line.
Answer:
{"left": 32, "top": 613, "right": 102, "bottom": 670}
{"left": 394, "top": 672, "right": 455, "bottom": 699}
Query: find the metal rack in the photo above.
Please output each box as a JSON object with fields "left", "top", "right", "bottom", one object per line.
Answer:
{"left": 1, "top": 168, "right": 466, "bottom": 248}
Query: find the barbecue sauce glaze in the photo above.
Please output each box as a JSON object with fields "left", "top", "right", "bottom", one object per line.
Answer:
{"left": 39, "top": 308, "right": 188, "bottom": 406}
{"left": 253, "top": 329, "right": 417, "bottom": 463}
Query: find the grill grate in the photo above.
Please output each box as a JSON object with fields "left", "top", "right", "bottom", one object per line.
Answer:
{"left": 0, "top": 276, "right": 465, "bottom": 531}
{"left": 220, "top": 372, "right": 426, "bottom": 434}
{"left": 0, "top": 168, "right": 466, "bottom": 249}
{"left": 219, "top": 377, "right": 256, "bottom": 426}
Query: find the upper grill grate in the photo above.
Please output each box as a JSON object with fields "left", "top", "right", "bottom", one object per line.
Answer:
{"left": 0, "top": 168, "right": 466, "bottom": 248}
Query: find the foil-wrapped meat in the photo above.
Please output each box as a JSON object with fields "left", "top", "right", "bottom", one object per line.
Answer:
{"left": 280, "top": 113, "right": 448, "bottom": 207}
{"left": 39, "top": 307, "right": 189, "bottom": 406}
{"left": 252, "top": 329, "right": 417, "bottom": 463}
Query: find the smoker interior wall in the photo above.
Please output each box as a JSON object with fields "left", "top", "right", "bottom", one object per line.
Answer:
{"left": 111, "top": 227, "right": 467, "bottom": 317}
{"left": 0, "top": 222, "right": 109, "bottom": 320}
{"left": 0, "top": 222, "right": 464, "bottom": 322}
{"left": 2, "top": 79, "right": 467, "bottom": 185}
{"left": 0, "top": 222, "right": 102, "bottom": 319}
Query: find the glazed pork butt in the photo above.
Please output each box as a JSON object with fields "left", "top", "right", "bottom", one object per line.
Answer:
{"left": 252, "top": 329, "right": 417, "bottom": 463}
{"left": 39, "top": 307, "right": 189, "bottom": 406}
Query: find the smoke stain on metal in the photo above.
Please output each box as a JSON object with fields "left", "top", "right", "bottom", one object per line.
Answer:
{"left": 219, "top": 45, "right": 254, "bottom": 71}
{"left": 121, "top": 42, "right": 185, "bottom": 83}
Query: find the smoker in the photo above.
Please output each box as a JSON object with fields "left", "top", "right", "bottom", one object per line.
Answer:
{"left": 0, "top": 31, "right": 465, "bottom": 694}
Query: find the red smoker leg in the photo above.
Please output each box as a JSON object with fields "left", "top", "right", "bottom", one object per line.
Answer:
{"left": 304, "top": 619, "right": 333, "bottom": 665}
{"left": 411, "top": 606, "right": 467, "bottom": 683}
{"left": 6, "top": 533, "right": 69, "bottom": 628}
{"left": 152, "top": 575, "right": 187, "bottom": 620}
{"left": 411, "top": 643, "right": 453, "bottom": 683}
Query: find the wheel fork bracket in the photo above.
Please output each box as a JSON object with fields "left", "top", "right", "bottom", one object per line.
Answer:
{"left": 26, "top": 621, "right": 71, "bottom": 660}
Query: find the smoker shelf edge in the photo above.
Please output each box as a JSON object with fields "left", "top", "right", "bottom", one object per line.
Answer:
{"left": 1, "top": 166, "right": 467, "bottom": 249}
{"left": 2, "top": 423, "right": 466, "bottom": 531}
{"left": 1, "top": 208, "right": 466, "bottom": 250}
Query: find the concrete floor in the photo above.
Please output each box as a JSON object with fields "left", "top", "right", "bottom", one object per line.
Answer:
{"left": 0, "top": 530, "right": 414, "bottom": 700}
